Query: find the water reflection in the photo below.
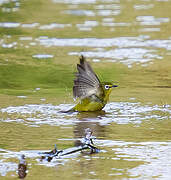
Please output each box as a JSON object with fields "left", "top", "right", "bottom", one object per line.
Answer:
{"left": 74, "top": 111, "right": 106, "bottom": 142}
{"left": 0, "top": 0, "right": 171, "bottom": 179}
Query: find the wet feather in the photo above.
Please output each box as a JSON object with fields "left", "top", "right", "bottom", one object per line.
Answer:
{"left": 73, "top": 56, "right": 101, "bottom": 99}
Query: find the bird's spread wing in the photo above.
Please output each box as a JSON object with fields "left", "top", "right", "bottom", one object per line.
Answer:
{"left": 73, "top": 56, "right": 101, "bottom": 99}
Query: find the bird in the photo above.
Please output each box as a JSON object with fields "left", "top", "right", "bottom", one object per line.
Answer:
{"left": 72, "top": 55, "right": 118, "bottom": 112}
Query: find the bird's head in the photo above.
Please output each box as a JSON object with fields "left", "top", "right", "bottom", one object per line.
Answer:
{"left": 101, "top": 82, "right": 118, "bottom": 101}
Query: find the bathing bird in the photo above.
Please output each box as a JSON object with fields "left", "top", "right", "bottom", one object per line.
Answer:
{"left": 72, "top": 55, "right": 117, "bottom": 112}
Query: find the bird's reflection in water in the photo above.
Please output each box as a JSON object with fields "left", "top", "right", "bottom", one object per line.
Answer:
{"left": 73, "top": 111, "right": 107, "bottom": 175}
{"left": 74, "top": 110, "right": 107, "bottom": 146}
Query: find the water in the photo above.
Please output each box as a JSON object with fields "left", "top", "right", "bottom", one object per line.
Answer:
{"left": 1, "top": 102, "right": 171, "bottom": 126}
{"left": 0, "top": 0, "right": 171, "bottom": 179}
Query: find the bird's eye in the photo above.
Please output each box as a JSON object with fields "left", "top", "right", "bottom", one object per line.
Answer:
{"left": 105, "top": 85, "right": 110, "bottom": 89}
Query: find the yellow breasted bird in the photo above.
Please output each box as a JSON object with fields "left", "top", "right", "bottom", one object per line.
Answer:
{"left": 72, "top": 55, "right": 118, "bottom": 112}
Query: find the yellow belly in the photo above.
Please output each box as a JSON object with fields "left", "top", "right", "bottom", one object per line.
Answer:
{"left": 73, "top": 98, "right": 105, "bottom": 112}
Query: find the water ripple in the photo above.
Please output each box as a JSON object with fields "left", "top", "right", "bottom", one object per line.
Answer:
{"left": 34, "top": 36, "right": 171, "bottom": 66}
{"left": 0, "top": 22, "right": 20, "bottom": 28}
{"left": 36, "top": 36, "right": 171, "bottom": 50}
{"left": 32, "top": 54, "right": 54, "bottom": 59}
{"left": 0, "top": 0, "right": 20, "bottom": 12}
{"left": 0, "top": 160, "right": 17, "bottom": 176}
{"left": 52, "top": 0, "right": 96, "bottom": 4}
{"left": 96, "top": 139, "right": 171, "bottom": 179}
{"left": 0, "top": 102, "right": 170, "bottom": 127}
{"left": 113, "top": 141, "right": 171, "bottom": 179}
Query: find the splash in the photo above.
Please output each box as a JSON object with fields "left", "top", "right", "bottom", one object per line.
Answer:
{"left": 0, "top": 102, "right": 170, "bottom": 127}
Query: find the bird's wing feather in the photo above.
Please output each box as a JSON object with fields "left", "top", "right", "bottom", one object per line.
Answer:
{"left": 73, "top": 56, "right": 102, "bottom": 99}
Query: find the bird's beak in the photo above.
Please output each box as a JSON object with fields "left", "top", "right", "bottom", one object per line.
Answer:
{"left": 112, "top": 85, "right": 118, "bottom": 88}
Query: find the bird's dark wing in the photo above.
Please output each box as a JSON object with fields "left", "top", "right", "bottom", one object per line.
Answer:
{"left": 73, "top": 56, "right": 102, "bottom": 99}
